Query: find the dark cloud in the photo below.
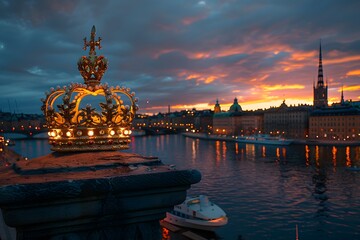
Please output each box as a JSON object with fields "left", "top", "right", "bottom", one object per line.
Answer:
{"left": 0, "top": 0, "right": 359, "bottom": 113}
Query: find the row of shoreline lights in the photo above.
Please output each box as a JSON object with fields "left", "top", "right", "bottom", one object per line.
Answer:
{"left": 48, "top": 128, "right": 132, "bottom": 138}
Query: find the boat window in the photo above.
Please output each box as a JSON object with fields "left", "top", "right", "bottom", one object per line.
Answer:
{"left": 187, "top": 199, "right": 200, "bottom": 205}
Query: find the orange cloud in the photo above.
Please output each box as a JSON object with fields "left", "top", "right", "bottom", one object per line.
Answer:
{"left": 260, "top": 84, "right": 305, "bottom": 91}
{"left": 290, "top": 51, "right": 317, "bottom": 61}
{"left": 153, "top": 48, "right": 177, "bottom": 58}
{"left": 180, "top": 71, "right": 227, "bottom": 84}
{"left": 250, "top": 74, "right": 269, "bottom": 82}
{"left": 326, "top": 55, "right": 360, "bottom": 65}
{"left": 346, "top": 69, "right": 360, "bottom": 76}
{"left": 185, "top": 41, "right": 292, "bottom": 59}
{"left": 279, "top": 51, "right": 313, "bottom": 72}
{"left": 153, "top": 48, "right": 212, "bottom": 60}
{"left": 187, "top": 52, "right": 211, "bottom": 59}
{"left": 281, "top": 63, "right": 306, "bottom": 72}
{"left": 343, "top": 85, "right": 360, "bottom": 92}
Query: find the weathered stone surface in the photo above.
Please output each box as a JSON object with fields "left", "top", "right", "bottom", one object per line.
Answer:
{"left": 0, "top": 151, "right": 201, "bottom": 239}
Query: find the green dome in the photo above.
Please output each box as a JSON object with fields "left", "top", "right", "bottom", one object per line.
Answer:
{"left": 229, "top": 98, "right": 242, "bottom": 112}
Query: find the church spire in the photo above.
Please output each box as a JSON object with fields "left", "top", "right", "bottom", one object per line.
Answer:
{"left": 317, "top": 40, "right": 324, "bottom": 87}
{"left": 340, "top": 85, "right": 345, "bottom": 105}
{"left": 313, "top": 40, "right": 328, "bottom": 108}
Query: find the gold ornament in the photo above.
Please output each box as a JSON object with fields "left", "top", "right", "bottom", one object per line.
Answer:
{"left": 41, "top": 26, "right": 138, "bottom": 152}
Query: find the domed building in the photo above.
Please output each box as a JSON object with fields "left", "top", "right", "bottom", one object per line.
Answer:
{"left": 229, "top": 98, "right": 242, "bottom": 112}
{"left": 213, "top": 97, "right": 263, "bottom": 136}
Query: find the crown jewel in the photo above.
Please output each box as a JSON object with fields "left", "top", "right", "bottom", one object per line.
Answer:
{"left": 41, "top": 26, "right": 138, "bottom": 152}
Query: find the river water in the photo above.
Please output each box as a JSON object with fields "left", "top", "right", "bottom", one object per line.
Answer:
{"left": 7, "top": 134, "right": 360, "bottom": 240}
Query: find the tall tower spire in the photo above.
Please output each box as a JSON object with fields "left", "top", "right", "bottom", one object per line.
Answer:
{"left": 313, "top": 40, "right": 328, "bottom": 108}
{"left": 317, "top": 40, "right": 324, "bottom": 87}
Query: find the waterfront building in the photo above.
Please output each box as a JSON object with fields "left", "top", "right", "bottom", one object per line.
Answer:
{"left": 309, "top": 91, "right": 360, "bottom": 141}
{"left": 0, "top": 112, "right": 45, "bottom": 135}
{"left": 132, "top": 114, "right": 150, "bottom": 129}
{"left": 213, "top": 112, "right": 234, "bottom": 135}
{"left": 313, "top": 42, "right": 328, "bottom": 108}
{"left": 168, "top": 109, "right": 196, "bottom": 131}
{"left": 194, "top": 110, "right": 213, "bottom": 133}
{"left": 213, "top": 98, "right": 242, "bottom": 135}
{"left": 149, "top": 112, "right": 167, "bottom": 128}
{"left": 213, "top": 98, "right": 263, "bottom": 136}
{"left": 239, "top": 111, "right": 264, "bottom": 136}
{"left": 264, "top": 101, "right": 312, "bottom": 138}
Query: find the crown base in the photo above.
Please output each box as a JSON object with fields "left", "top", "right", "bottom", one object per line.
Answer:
{"left": 47, "top": 126, "right": 133, "bottom": 152}
{"left": 49, "top": 138, "right": 131, "bottom": 152}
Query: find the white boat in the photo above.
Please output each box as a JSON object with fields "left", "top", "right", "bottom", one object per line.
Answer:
{"left": 236, "top": 134, "right": 293, "bottom": 146}
{"left": 164, "top": 195, "right": 228, "bottom": 231}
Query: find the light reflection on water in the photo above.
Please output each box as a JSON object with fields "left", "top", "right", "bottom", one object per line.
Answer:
{"left": 7, "top": 134, "right": 360, "bottom": 240}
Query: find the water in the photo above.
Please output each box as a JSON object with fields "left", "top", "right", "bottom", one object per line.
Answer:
{"left": 7, "top": 134, "right": 360, "bottom": 240}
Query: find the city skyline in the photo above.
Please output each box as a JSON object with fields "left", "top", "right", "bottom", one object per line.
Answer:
{"left": 0, "top": 0, "right": 360, "bottom": 114}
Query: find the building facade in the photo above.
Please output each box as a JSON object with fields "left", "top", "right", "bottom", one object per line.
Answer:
{"left": 264, "top": 101, "right": 312, "bottom": 138}
{"left": 194, "top": 110, "right": 213, "bottom": 133}
{"left": 213, "top": 99, "right": 263, "bottom": 136}
{"left": 309, "top": 103, "right": 360, "bottom": 141}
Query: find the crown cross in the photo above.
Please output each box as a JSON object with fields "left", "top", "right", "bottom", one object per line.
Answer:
{"left": 78, "top": 26, "right": 108, "bottom": 86}
{"left": 83, "top": 25, "right": 102, "bottom": 55}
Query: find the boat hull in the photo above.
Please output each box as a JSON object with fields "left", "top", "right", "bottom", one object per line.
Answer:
{"left": 164, "top": 212, "right": 228, "bottom": 231}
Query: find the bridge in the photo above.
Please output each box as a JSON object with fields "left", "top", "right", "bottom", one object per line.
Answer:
{"left": 140, "top": 127, "right": 178, "bottom": 135}
{"left": 1, "top": 127, "right": 48, "bottom": 138}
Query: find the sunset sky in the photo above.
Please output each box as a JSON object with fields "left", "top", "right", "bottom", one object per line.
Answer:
{"left": 0, "top": 0, "right": 359, "bottom": 114}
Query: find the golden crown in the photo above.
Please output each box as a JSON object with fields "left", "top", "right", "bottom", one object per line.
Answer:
{"left": 41, "top": 26, "right": 138, "bottom": 152}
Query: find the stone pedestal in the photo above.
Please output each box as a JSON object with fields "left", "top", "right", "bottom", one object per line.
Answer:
{"left": 0, "top": 151, "right": 201, "bottom": 240}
